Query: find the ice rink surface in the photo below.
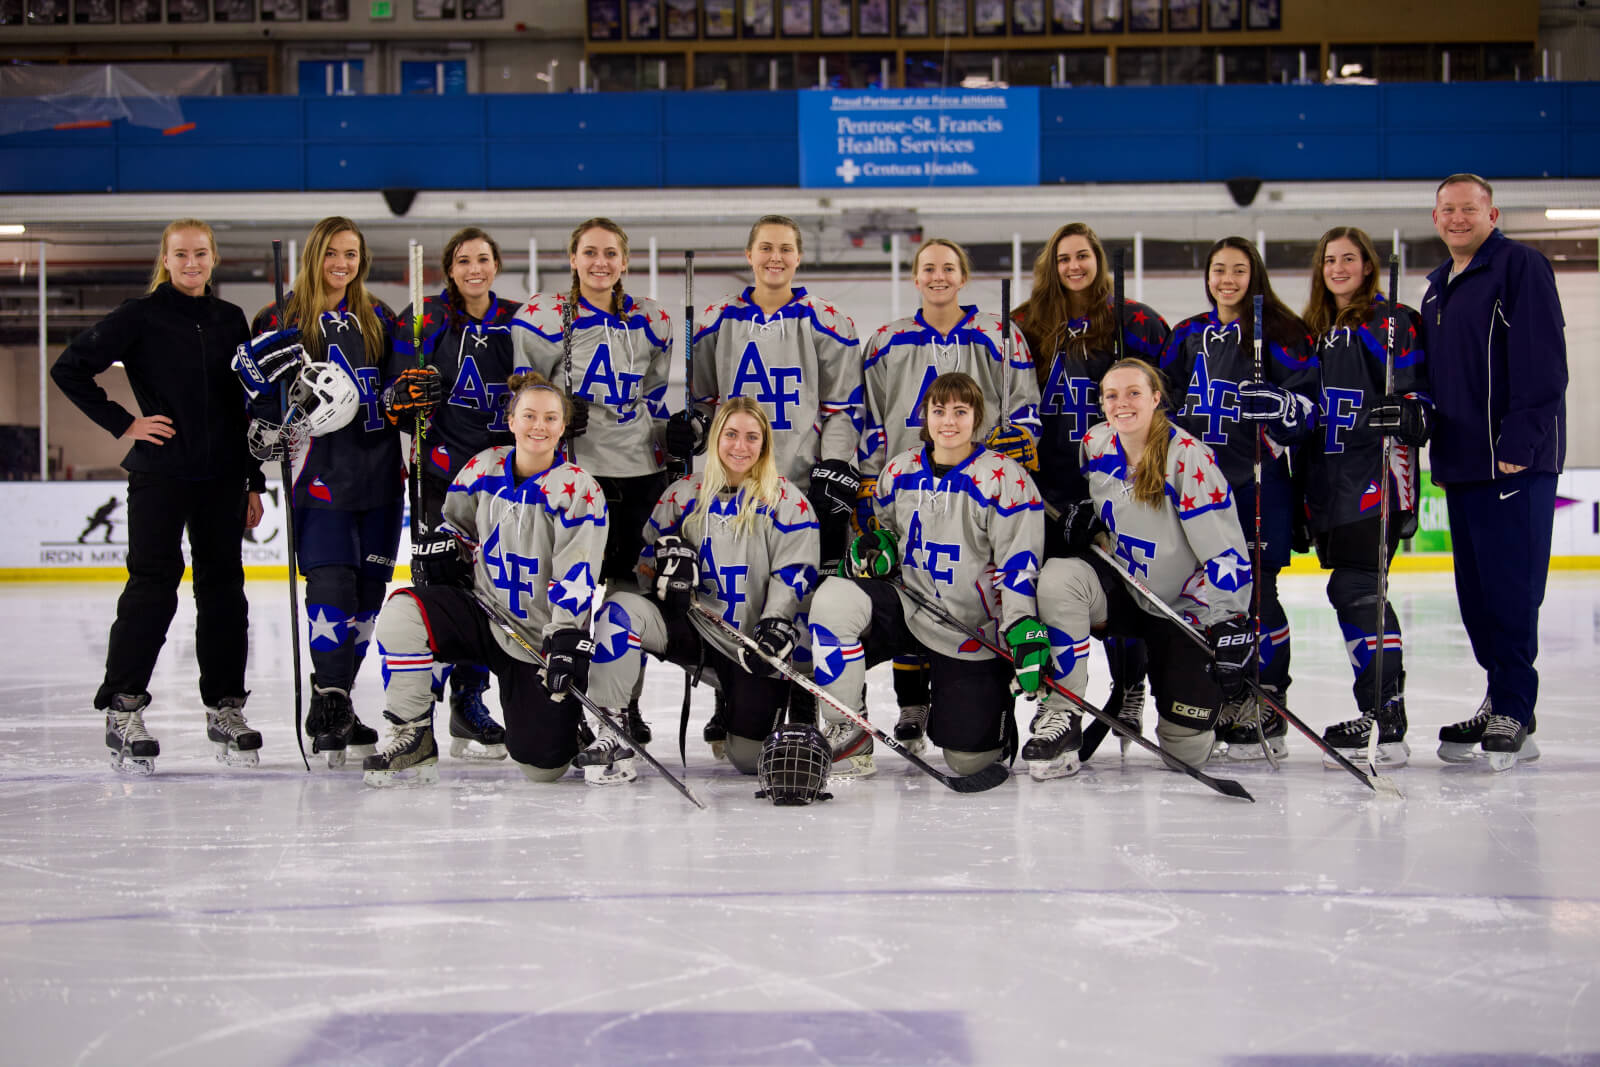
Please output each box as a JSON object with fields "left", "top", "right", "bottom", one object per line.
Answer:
{"left": 2, "top": 572, "right": 1599, "bottom": 1066}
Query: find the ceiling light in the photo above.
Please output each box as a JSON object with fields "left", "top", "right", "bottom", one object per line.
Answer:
{"left": 1544, "top": 209, "right": 1600, "bottom": 221}
{"left": 0, "top": 224, "right": 25, "bottom": 235}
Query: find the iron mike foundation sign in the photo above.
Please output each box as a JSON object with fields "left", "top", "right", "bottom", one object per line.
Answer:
{"left": 799, "top": 88, "right": 1039, "bottom": 188}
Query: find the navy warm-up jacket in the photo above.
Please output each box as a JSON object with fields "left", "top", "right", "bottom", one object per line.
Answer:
{"left": 1421, "top": 229, "right": 1567, "bottom": 484}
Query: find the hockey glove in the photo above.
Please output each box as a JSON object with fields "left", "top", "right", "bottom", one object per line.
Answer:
{"left": 1237, "top": 380, "right": 1313, "bottom": 444}
{"left": 1005, "top": 616, "right": 1051, "bottom": 698}
{"left": 984, "top": 422, "right": 1040, "bottom": 470}
{"left": 1205, "top": 615, "right": 1257, "bottom": 700}
{"left": 541, "top": 628, "right": 594, "bottom": 702}
{"left": 853, "top": 476, "right": 880, "bottom": 534}
{"left": 840, "top": 529, "right": 899, "bottom": 580}
{"left": 740, "top": 616, "right": 798, "bottom": 678}
{"left": 651, "top": 534, "right": 699, "bottom": 610}
{"left": 410, "top": 529, "right": 474, "bottom": 587}
{"left": 382, "top": 365, "right": 444, "bottom": 423}
{"left": 808, "top": 459, "right": 861, "bottom": 519}
{"left": 232, "top": 329, "right": 305, "bottom": 400}
{"left": 664, "top": 409, "right": 709, "bottom": 464}
{"left": 566, "top": 395, "right": 591, "bottom": 441}
{"left": 1365, "top": 395, "right": 1431, "bottom": 446}
{"left": 1058, "top": 498, "right": 1106, "bottom": 557}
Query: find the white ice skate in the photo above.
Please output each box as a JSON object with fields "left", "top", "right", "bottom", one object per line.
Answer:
{"left": 206, "top": 697, "right": 262, "bottom": 768}
{"left": 822, "top": 718, "right": 875, "bottom": 779}
{"left": 572, "top": 724, "right": 637, "bottom": 786}
{"left": 106, "top": 693, "right": 158, "bottom": 776}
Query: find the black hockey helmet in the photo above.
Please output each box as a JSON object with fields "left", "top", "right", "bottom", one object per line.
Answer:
{"left": 755, "top": 721, "right": 832, "bottom": 805}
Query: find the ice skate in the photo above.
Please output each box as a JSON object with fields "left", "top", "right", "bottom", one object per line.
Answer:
{"left": 205, "top": 696, "right": 262, "bottom": 768}
{"left": 622, "top": 701, "right": 653, "bottom": 746}
{"left": 348, "top": 714, "right": 379, "bottom": 762}
{"left": 1022, "top": 700, "right": 1081, "bottom": 781}
{"left": 106, "top": 693, "right": 158, "bottom": 776}
{"left": 1322, "top": 696, "right": 1410, "bottom": 769}
{"left": 1218, "top": 690, "right": 1288, "bottom": 762}
{"left": 1437, "top": 696, "right": 1540, "bottom": 764}
{"left": 362, "top": 710, "right": 439, "bottom": 787}
{"left": 1110, "top": 680, "right": 1146, "bottom": 756}
{"left": 308, "top": 681, "right": 356, "bottom": 768}
{"left": 822, "top": 717, "right": 875, "bottom": 779}
{"left": 893, "top": 703, "right": 930, "bottom": 757}
{"left": 704, "top": 691, "right": 729, "bottom": 762}
{"left": 448, "top": 679, "right": 507, "bottom": 761}
{"left": 1481, "top": 713, "right": 1536, "bottom": 772}
{"left": 572, "top": 721, "right": 637, "bottom": 785}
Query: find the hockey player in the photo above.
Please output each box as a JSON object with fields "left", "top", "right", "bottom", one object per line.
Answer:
{"left": 1160, "top": 237, "right": 1317, "bottom": 761}
{"left": 232, "top": 216, "right": 401, "bottom": 766}
{"left": 1036, "top": 358, "right": 1256, "bottom": 772}
{"left": 1014, "top": 221, "right": 1168, "bottom": 752}
{"left": 809, "top": 372, "right": 1046, "bottom": 780}
{"left": 365, "top": 371, "right": 614, "bottom": 787}
{"left": 587, "top": 397, "right": 820, "bottom": 774}
{"left": 52, "top": 218, "right": 261, "bottom": 774}
{"left": 387, "top": 226, "right": 521, "bottom": 762}
{"left": 1300, "top": 227, "right": 1432, "bottom": 767}
{"left": 511, "top": 217, "right": 671, "bottom": 744}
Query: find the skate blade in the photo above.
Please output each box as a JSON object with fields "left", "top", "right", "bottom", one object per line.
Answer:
{"left": 347, "top": 743, "right": 376, "bottom": 762}
{"left": 1028, "top": 754, "right": 1081, "bottom": 781}
{"left": 450, "top": 738, "right": 509, "bottom": 761}
{"left": 214, "top": 745, "right": 261, "bottom": 768}
{"left": 829, "top": 753, "right": 876, "bottom": 780}
{"left": 110, "top": 754, "right": 156, "bottom": 777}
{"left": 1225, "top": 737, "right": 1289, "bottom": 762}
{"left": 362, "top": 762, "right": 440, "bottom": 788}
{"left": 709, "top": 739, "right": 728, "bottom": 762}
{"left": 583, "top": 759, "right": 638, "bottom": 786}
{"left": 1324, "top": 741, "right": 1409, "bottom": 770}
{"left": 1437, "top": 738, "right": 1541, "bottom": 766}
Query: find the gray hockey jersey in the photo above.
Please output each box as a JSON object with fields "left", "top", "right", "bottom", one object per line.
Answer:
{"left": 858, "top": 305, "right": 1041, "bottom": 478}
{"left": 690, "top": 286, "right": 862, "bottom": 492}
{"left": 441, "top": 444, "right": 608, "bottom": 662}
{"left": 633, "top": 475, "right": 821, "bottom": 666}
{"left": 1079, "top": 421, "right": 1252, "bottom": 629}
{"left": 869, "top": 445, "right": 1043, "bottom": 660}
{"left": 511, "top": 291, "right": 671, "bottom": 479}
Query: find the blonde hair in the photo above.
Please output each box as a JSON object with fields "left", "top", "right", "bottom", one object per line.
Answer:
{"left": 746, "top": 214, "right": 803, "bottom": 256}
{"left": 148, "top": 218, "right": 217, "bottom": 294}
{"left": 1103, "top": 358, "right": 1174, "bottom": 510}
{"left": 567, "top": 217, "right": 629, "bottom": 318}
{"left": 1303, "top": 226, "right": 1383, "bottom": 336}
{"left": 1014, "top": 222, "right": 1114, "bottom": 385}
{"left": 285, "top": 216, "right": 386, "bottom": 366}
{"left": 913, "top": 237, "right": 973, "bottom": 283}
{"left": 688, "top": 398, "right": 782, "bottom": 541}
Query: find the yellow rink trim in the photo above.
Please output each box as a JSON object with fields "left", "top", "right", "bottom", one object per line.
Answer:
{"left": 5, "top": 556, "right": 1600, "bottom": 583}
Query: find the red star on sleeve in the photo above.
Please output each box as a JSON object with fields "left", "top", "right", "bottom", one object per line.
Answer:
{"left": 1178, "top": 436, "right": 1195, "bottom": 449}
{"left": 658, "top": 308, "right": 669, "bottom": 322}
{"left": 1180, "top": 493, "right": 1196, "bottom": 510}
{"left": 1176, "top": 460, "right": 1186, "bottom": 476}
{"left": 1131, "top": 310, "right": 1148, "bottom": 325}
{"left": 1209, "top": 486, "right": 1227, "bottom": 504}
{"left": 989, "top": 468, "right": 1004, "bottom": 484}
{"left": 796, "top": 499, "right": 810, "bottom": 515}
{"left": 1014, "top": 474, "right": 1026, "bottom": 491}
{"left": 877, "top": 324, "right": 890, "bottom": 335}
{"left": 824, "top": 304, "right": 838, "bottom": 316}
{"left": 462, "top": 456, "right": 480, "bottom": 476}
{"left": 563, "top": 481, "right": 576, "bottom": 498}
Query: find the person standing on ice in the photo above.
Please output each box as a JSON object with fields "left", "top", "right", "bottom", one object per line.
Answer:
{"left": 1424, "top": 173, "right": 1568, "bottom": 771}
{"left": 51, "top": 218, "right": 261, "bottom": 775}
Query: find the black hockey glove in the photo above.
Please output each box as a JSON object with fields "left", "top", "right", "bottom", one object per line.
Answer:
{"left": 382, "top": 365, "right": 444, "bottom": 423}
{"left": 650, "top": 534, "right": 698, "bottom": 610}
{"left": 1365, "top": 395, "right": 1431, "bottom": 446}
{"left": 410, "top": 529, "right": 474, "bottom": 587}
{"left": 740, "top": 616, "right": 798, "bottom": 678}
{"left": 565, "top": 395, "right": 591, "bottom": 440}
{"left": 840, "top": 529, "right": 899, "bottom": 580}
{"left": 1237, "top": 380, "right": 1312, "bottom": 444}
{"left": 232, "top": 329, "right": 304, "bottom": 400}
{"left": 808, "top": 459, "right": 861, "bottom": 519}
{"left": 1205, "top": 615, "right": 1257, "bottom": 701}
{"left": 1057, "top": 498, "right": 1106, "bottom": 557}
{"left": 664, "top": 409, "right": 709, "bottom": 464}
{"left": 541, "top": 628, "right": 594, "bottom": 702}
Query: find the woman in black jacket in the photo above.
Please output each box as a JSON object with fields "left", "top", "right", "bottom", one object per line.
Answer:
{"left": 52, "top": 218, "right": 263, "bottom": 775}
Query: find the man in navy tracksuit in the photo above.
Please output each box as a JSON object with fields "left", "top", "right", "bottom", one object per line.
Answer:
{"left": 1422, "top": 173, "right": 1567, "bottom": 770}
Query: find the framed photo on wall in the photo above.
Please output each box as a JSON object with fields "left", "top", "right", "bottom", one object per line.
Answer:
{"left": 306, "top": 0, "right": 347, "bottom": 20}
{"left": 819, "top": 0, "right": 848, "bottom": 34}
{"left": 1129, "top": 0, "right": 1160, "bottom": 31}
{"left": 780, "top": 0, "right": 810, "bottom": 35}
{"left": 665, "top": 0, "right": 695, "bottom": 36}
{"left": 74, "top": 0, "right": 116, "bottom": 21}
{"left": 589, "top": 0, "right": 621, "bottom": 37}
{"left": 627, "top": 0, "right": 659, "bottom": 37}
{"left": 1245, "top": 0, "right": 1276, "bottom": 30}
{"left": 932, "top": 0, "right": 963, "bottom": 35}
{"left": 703, "top": 0, "right": 735, "bottom": 35}
{"left": 1167, "top": 0, "right": 1197, "bottom": 30}
{"left": 1011, "top": 0, "right": 1042, "bottom": 32}
{"left": 1207, "top": 0, "right": 1239, "bottom": 31}
{"left": 119, "top": 0, "right": 161, "bottom": 20}
{"left": 1088, "top": 0, "right": 1119, "bottom": 32}
{"left": 973, "top": 0, "right": 1003, "bottom": 35}
{"left": 897, "top": 0, "right": 926, "bottom": 35}
{"left": 1050, "top": 0, "right": 1082, "bottom": 33}
{"left": 743, "top": 0, "right": 773, "bottom": 36}
{"left": 856, "top": 0, "right": 887, "bottom": 32}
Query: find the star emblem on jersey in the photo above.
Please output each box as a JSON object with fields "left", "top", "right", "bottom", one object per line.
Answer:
{"left": 547, "top": 562, "right": 596, "bottom": 617}
{"left": 306, "top": 605, "right": 347, "bottom": 650}
{"left": 1206, "top": 548, "right": 1251, "bottom": 593}
{"left": 591, "top": 600, "right": 639, "bottom": 664}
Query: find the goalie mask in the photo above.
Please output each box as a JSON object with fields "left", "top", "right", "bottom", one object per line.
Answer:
{"left": 286, "top": 362, "right": 360, "bottom": 437}
{"left": 755, "top": 722, "right": 832, "bottom": 806}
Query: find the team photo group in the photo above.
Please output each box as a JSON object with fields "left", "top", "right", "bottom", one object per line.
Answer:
{"left": 52, "top": 169, "right": 1569, "bottom": 804}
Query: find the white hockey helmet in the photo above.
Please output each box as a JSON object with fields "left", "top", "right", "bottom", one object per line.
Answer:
{"left": 286, "top": 362, "right": 360, "bottom": 437}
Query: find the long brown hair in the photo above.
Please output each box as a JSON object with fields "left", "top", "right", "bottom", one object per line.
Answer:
{"left": 1303, "top": 226, "right": 1382, "bottom": 336}
{"left": 1203, "top": 236, "right": 1307, "bottom": 353}
{"left": 917, "top": 371, "right": 986, "bottom": 448}
{"left": 567, "top": 217, "right": 629, "bottom": 318}
{"left": 285, "top": 216, "right": 386, "bottom": 366}
{"left": 1103, "top": 358, "right": 1174, "bottom": 510}
{"left": 148, "top": 218, "right": 217, "bottom": 294}
{"left": 1015, "top": 222, "right": 1115, "bottom": 385}
{"left": 441, "top": 226, "right": 503, "bottom": 329}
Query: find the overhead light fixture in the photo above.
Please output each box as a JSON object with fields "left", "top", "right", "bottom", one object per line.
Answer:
{"left": 1545, "top": 209, "right": 1600, "bottom": 221}
{"left": 0, "top": 224, "right": 25, "bottom": 235}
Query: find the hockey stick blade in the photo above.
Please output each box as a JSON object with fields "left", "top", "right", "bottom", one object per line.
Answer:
{"left": 1089, "top": 545, "right": 1402, "bottom": 799}
{"left": 688, "top": 601, "right": 1010, "bottom": 794}
{"left": 470, "top": 590, "right": 707, "bottom": 810}
{"left": 890, "top": 580, "right": 1251, "bottom": 801}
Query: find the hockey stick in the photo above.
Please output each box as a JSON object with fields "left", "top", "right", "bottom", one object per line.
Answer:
{"left": 999, "top": 275, "right": 1012, "bottom": 433}
{"left": 559, "top": 290, "right": 577, "bottom": 460}
{"left": 1247, "top": 293, "right": 1279, "bottom": 770}
{"left": 408, "top": 242, "right": 427, "bottom": 541}
{"left": 890, "top": 579, "right": 1253, "bottom": 801}
{"left": 469, "top": 588, "right": 707, "bottom": 810}
{"left": 676, "top": 249, "right": 697, "bottom": 767}
{"left": 688, "top": 600, "right": 1011, "bottom": 795}
{"left": 1366, "top": 253, "right": 1402, "bottom": 775}
{"left": 1089, "top": 545, "right": 1403, "bottom": 798}
{"left": 273, "top": 239, "right": 309, "bottom": 773}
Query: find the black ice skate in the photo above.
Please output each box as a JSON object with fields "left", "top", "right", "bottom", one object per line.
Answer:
{"left": 1022, "top": 701, "right": 1082, "bottom": 781}
{"left": 1217, "top": 690, "right": 1288, "bottom": 763}
{"left": 448, "top": 679, "right": 507, "bottom": 761}
{"left": 571, "top": 722, "right": 637, "bottom": 785}
{"left": 1437, "top": 695, "right": 1540, "bottom": 765}
{"left": 206, "top": 696, "right": 262, "bottom": 768}
{"left": 1110, "top": 680, "right": 1146, "bottom": 756}
{"left": 621, "top": 701, "right": 653, "bottom": 746}
{"left": 703, "top": 691, "right": 729, "bottom": 761}
{"left": 348, "top": 714, "right": 379, "bottom": 761}
{"left": 1480, "top": 713, "right": 1536, "bottom": 773}
{"left": 362, "top": 710, "right": 439, "bottom": 787}
{"left": 106, "top": 692, "right": 158, "bottom": 776}
{"left": 894, "top": 704, "right": 930, "bottom": 757}
{"left": 308, "top": 681, "right": 356, "bottom": 768}
{"left": 1322, "top": 695, "right": 1410, "bottom": 769}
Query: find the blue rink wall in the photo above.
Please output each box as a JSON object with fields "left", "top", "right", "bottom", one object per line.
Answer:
{"left": 3, "top": 82, "right": 1599, "bottom": 193}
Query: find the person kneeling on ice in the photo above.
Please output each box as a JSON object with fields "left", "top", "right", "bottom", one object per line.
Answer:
{"left": 365, "top": 371, "right": 625, "bottom": 786}
{"left": 1036, "top": 358, "right": 1256, "bottom": 768}
{"left": 808, "top": 372, "right": 1048, "bottom": 780}
{"left": 587, "top": 398, "right": 821, "bottom": 774}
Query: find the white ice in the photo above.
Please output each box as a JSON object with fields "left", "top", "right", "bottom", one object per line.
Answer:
{"left": 2, "top": 572, "right": 1598, "bottom": 1066}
